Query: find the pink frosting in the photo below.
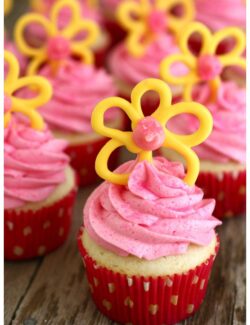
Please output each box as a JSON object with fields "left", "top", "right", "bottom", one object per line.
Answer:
{"left": 4, "top": 118, "right": 70, "bottom": 209}
{"left": 171, "top": 82, "right": 246, "bottom": 163}
{"left": 108, "top": 35, "right": 185, "bottom": 86}
{"left": 20, "top": 59, "right": 118, "bottom": 133}
{"left": 195, "top": 0, "right": 246, "bottom": 30}
{"left": 84, "top": 157, "right": 221, "bottom": 260}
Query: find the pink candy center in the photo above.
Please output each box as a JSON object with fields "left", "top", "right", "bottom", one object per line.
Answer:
{"left": 47, "top": 36, "right": 71, "bottom": 61}
{"left": 4, "top": 94, "right": 12, "bottom": 113}
{"left": 132, "top": 116, "right": 165, "bottom": 151}
{"left": 197, "top": 55, "right": 222, "bottom": 81}
{"left": 148, "top": 10, "right": 167, "bottom": 34}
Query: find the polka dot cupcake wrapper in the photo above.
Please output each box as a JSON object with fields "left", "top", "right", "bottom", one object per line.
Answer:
{"left": 77, "top": 228, "right": 220, "bottom": 325}
{"left": 196, "top": 169, "right": 246, "bottom": 219}
{"left": 66, "top": 137, "right": 120, "bottom": 187}
{"left": 4, "top": 185, "right": 77, "bottom": 261}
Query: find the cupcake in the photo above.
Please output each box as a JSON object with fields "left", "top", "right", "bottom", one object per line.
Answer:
{"left": 15, "top": 0, "right": 123, "bottom": 187}
{"left": 77, "top": 78, "right": 222, "bottom": 324}
{"left": 4, "top": 34, "right": 27, "bottom": 76}
{"left": 4, "top": 51, "right": 77, "bottom": 260}
{"left": 26, "top": 0, "right": 110, "bottom": 67}
{"left": 108, "top": 0, "right": 195, "bottom": 117}
{"left": 160, "top": 22, "right": 246, "bottom": 218}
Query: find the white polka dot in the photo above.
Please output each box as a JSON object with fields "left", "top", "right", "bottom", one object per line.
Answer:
{"left": 13, "top": 246, "right": 24, "bottom": 256}
{"left": 6, "top": 221, "right": 14, "bottom": 231}
{"left": 127, "top": 277, "right": 133, "bottom": 287}
{"left": 23, "top": 227, "right": 32, "bottom": 236}
{"left": 165, "top": 277, "right": 173, "bottom": 287}
{"left": 58, "top": 227, "right": 64, "bottom": 236}
{"left": 58, "top": 208, "right": 64, "bottom": 218}
{"left": 192, "top": 275, "right": 199, "bottom": 284}
{"left": 43, "top": 221, "right": 51, "bottom": 229}
{"left": 149, "top": 304, "right": 159, "bottom": 315}
{"left": 232, "top": 170, "right": 239, "bottom": 180}
{"left": 93, "top": 277, "right": 99, "bottom": 287}
{"left": 170, "top": 295, "right": 178, "bottom": 306}
{"left": 108, "top": 283, "right": 115, "bottom": 293}
{"left": 200, "top": 279, "right": 206, "bottom": 290}
{"left": 37, "top": 246, "right": 46, "bottom": 255}
{"left": 187, "top": 304, "right": 194, "bottom": 314}
{"left": 143, "top": 282, "right": 150, "bottom": 292}
{"left": 216, "top": 173, "right": 224, "bottom": 182}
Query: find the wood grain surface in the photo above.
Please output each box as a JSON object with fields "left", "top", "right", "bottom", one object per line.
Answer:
{"left": 5, "top": 187, "right": 246, "bottom": 325}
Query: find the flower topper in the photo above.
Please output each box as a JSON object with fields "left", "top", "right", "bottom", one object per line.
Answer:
{"left": 4, "top": 0, "right": 13, "bottom": 16}
{"left": 91, "top": 78, "right": 212, "bottom": 186}
{"left": 4, "top": 51, "right": 52, "bottom": 130}
{"left": 30, "top": 0, "right": 99, "bottom": 13}
{"left": 15, "top": 0, "right": 100, "bottom": 76}
{"left": 116, "top": 0, "right": 195, "bottom": 57}
{"left": 160, "top": 22, "right": 246, "bottom": 102}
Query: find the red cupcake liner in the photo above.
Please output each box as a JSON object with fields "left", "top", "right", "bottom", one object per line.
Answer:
{"left": 196, "top": 169, "right": 246, "bottom": 219}
{"left": 104, "top": 20, "right": 126, "bottom": 48}
{"left": 77, "top": 227, "right": 219, "bottom": 325}
{"left": 4, "top": 184, "right": 77, "bottom": 261}
{"left": 65, "top": 137, "right": 120, "bottom": 187}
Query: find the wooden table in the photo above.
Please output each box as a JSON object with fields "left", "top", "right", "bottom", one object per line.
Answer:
{"left": 5, "top": 185, "right": 246, "bottom": 325}
{"left": 5, "top": 2, "right": 246, "bottom": 324}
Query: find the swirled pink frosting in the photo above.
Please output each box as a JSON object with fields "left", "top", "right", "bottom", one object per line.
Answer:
{"left": 84, "top": 157, "right": 221, "bottom": 260}
{"left": 26, "top": 60, "right": 117, "bottom": 133}
{"left": 196, "top": 0, "right": 246, "bottom": 30}
{"left": 171, "top": 82, "right": 246, "bottom": 163}
{"left": 108, "top": 35, "right": 185, "bottom": 87}
{"left": 4, "top": 118, "right": 70, "bottom": 209}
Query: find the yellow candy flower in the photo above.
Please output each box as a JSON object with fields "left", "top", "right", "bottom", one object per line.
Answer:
{"left": 116, "top": 0, "right": 195, "bottom": 57}
{"left": 92, "top": 78, "right": 212, "bottom": 186}
{"left": 4, "top": 51, "right": 52, "bottom": 130}
{"left": 15, "top": 0, "right": 100, "bottom": 75}
{"left": 160, "top": 22, "right": 246, "bottom": 102}
{"left": 4, "top": 0, "right": 13, "bottom": 16}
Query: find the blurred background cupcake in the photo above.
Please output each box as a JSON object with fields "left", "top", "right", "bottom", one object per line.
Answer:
{"left": 108, "top": 0, "right": 195, "bottom": 117}
{"left": 26, "top": 0, "right": 110, "bottom": 67}
{"left": 4, "top": 51, "right": 77, "bottom": 260}
{"left": 160, "top": 22, "right": 246, "bottom": 219}
{"left": 78, "top": 78, "right": 222, "bottom": 325}
{"left": 14, "top": 0, "right": 124, "bottom": 187}
{"left": 100, "top": 0, "right": 127, "bottom": 46}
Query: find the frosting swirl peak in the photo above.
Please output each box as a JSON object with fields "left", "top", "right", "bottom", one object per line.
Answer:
{"left": 84, "top": 157, "right": 221, "bottom": 260}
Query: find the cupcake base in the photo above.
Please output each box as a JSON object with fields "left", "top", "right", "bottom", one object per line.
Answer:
{"left": 77, "top": 228, "right": 219, "bottom": 325}
{"left": 5, "top": 168, "right": 77, "bottom": 261}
